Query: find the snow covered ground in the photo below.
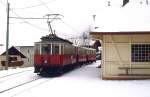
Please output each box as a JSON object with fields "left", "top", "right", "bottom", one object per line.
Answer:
{"left": 0, "top": 61, "right": 150, "bottom": 97}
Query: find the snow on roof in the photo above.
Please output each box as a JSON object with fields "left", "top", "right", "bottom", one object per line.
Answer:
{"left": 93, "top": 1, "right": 150, "bottom": 32}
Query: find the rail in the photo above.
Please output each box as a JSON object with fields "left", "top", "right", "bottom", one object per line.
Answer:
{"left": 0, "top": 69, "right": 32, "bottom": 79}
{"left": 0, "top": 77, "right": 41, "bottom": 93}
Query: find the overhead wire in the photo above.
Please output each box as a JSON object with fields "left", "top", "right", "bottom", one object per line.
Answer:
{"left": 60, "top": 19, "right": 81, "bottom": 34}
{"left": 0, "top": 0, "right": 48, "bottom": 31}
{"left": 0, "top": 0, "right": 83, "bottom": 40}
{"left": 11, "top": 0, "right": 56, "bottom": 10}
{"left": 37, "top": 0, "right": 82, "bottom": 38}
{"left": 37, "top": 0, "right": 71, "bottom": 37}
{"left": 10, "top": 17, "right": 61, "bottom": 20}
{"left": 1, "top": 4, "right": 67, "bottom": 39}
{"left": 11, "top": 11, "right": 48, "bottom": 31}
{"left": 37, "top": 0, "right": 54, "bottom": 13}
{"left": 11, "top": 2, "right": 68, "bottom": 37}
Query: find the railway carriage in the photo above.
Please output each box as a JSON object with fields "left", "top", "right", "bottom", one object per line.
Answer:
{"left": 34, "top": 34, "right": 96, "bottom": 76}
{"left": 77, "top": 47, "right": 87, "bottom": 64}
{"left": 86, "top": 48, "right": 96, "bottom": 63}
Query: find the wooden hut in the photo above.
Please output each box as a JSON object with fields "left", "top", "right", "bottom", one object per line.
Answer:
{"left": 0, "top": 46, "right": 26, "bottom": 67}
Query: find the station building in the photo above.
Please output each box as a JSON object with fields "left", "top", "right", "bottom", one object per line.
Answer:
{"left": 90, "top": 31, "right": 150, "bottom": 80}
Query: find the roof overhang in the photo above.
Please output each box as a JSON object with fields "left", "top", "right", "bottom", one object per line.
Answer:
{"left": 90, "top": 31, "right": 150, "bottom": 40}
{"left": 90, "top": 31, "right": 150, "bottom": 35}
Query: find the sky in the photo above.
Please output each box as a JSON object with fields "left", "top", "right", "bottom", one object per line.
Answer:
{"left": 0, "top": 0, "right": 150, "bottom": 53}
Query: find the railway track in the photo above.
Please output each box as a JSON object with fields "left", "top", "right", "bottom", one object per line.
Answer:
{"left": 0, "top": 76, "right": 41, "bottom": 93}
{"left": 0, "top": 69, "right": 34, "bottom": 84}
{"left": 0, "top": 69, "right": 33, "bottom": 79}
{"left": 11, "top": 78, "right": 52, "bottom": 97}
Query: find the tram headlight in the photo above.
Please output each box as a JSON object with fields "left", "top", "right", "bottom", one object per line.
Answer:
{"left": 44, "top": 60, "right": 48, "bottom": 64}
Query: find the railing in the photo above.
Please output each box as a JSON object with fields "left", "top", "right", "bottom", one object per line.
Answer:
{"left": 118, "top": 66, "right": 150, "bottom": 76}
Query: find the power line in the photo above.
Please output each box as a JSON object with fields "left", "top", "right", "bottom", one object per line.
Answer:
{"left": 36, "top": 0, "right": 82, "bottom": 36}
{"left": 11, "top": 0, "right": 56, "bottom": 10}
{"left": 10, "top": 15, "right": 70, "bottom": 38}
{"left": 0, "top": 0, "right": 48, "bottom": 31}
{"left": 1, "top": 3, "right": 72, "bottom": 41}
{"left": 0, "top": 0, "right": 82, "bottom": 38}
{"left": 60, "top": 19, "right": 80, "bottom": 34}
{"left": 10, "top": 16, "right": 61, "bottom": 20}
{"left": 11, "top": 11, "right": 48, "bottom": 31}
{"left": 0, "top": 0, "right": 86, "bottom": 46}
{"left": 37, "top": 0, "right": 54, "bottom": 13}
{"left": 36, "top": 0, "right": 67, "bottom": 35}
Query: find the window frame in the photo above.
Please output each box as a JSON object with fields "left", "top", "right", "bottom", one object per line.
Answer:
{"left": 131, "top": 44, "right": 150, "bottom": 62}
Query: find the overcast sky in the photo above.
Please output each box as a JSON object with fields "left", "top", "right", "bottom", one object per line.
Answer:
{"left": 0, "top": 0, "right": 150, "bottom": 53}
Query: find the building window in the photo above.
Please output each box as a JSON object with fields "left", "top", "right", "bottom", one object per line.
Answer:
{"left": 9, "top": 57, "right": 17, "bottom": 62}
{"left": 132, "top": 44, "right": 150, "bottom": 62}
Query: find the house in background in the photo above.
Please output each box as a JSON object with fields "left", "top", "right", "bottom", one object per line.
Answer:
{"left": 90, "top": 31, "right": 150, "bottom": 80}
{"left": 15, "top": 46, "right": 34, "bottom": 68}
{"left": 0, "top": 46, "right": 26, "bottom": 69}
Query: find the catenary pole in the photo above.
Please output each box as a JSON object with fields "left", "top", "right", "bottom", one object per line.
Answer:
{"left": 5, "top": 1, "right": 10, "bottom": 70}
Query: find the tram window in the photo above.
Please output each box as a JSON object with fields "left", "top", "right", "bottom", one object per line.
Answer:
{"left": 52, "top": 44, "right": 59, "bottom": 54}
{"left": 61, "top": 45, "right": 64, "bottom": 54}
{"left": 42, "top": 44, "right": 51, "bottom": 54}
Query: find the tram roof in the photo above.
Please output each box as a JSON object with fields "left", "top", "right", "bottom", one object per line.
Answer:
{"left": 40, "top": 34, "right": 73, "bottom": 44}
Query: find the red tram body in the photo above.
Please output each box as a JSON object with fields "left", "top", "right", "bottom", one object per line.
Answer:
{"left": 34, "top": 34, "right": 96, "bottom": 76}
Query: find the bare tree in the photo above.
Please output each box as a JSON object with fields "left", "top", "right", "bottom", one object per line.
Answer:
{"left": 80, "top": 28, "right": 91, "bottom": 47}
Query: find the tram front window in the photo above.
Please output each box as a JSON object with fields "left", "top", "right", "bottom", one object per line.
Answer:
{"left": 52, "top": 44, "right": 59, "bottom": 54}
{"left": 42, "top": 44, "right": 51, "bottom": 54}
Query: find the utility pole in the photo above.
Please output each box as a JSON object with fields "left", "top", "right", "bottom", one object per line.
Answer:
{"left": 5, "top": 1, "right": 10, "bottom": 70}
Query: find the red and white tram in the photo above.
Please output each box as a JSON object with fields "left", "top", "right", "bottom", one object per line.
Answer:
{"left": 34, "top": 34, "right": 96, "bottom": 76}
